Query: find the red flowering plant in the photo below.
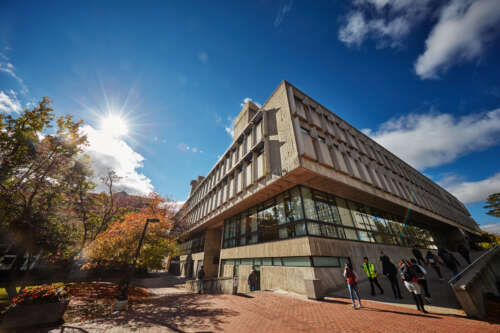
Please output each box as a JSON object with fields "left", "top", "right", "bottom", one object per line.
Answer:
{"left": 9, "top": 284, "right": 71, "bottom": 308}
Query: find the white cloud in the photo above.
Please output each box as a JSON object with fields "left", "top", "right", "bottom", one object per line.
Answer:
{"left": 224, "top": 116, "right": 235, "bottom": 138}
{"left": 0, "top": 90, "right": 22, "bottom": 113}
{"left": 480, "top": 222, "right": 500, "bottom": 235}
{"left": 415, "top": 0, "right": 500, "bottom": 79}
{"left": 339, "top": 0, "right": 432, "bottom": 47}
{"left": 81, "top": 124, "right": 153, "bottom": 195}
{"left": 365, "top": 108, "right": 500, "bottom": 170}
{"left": 240, "top": 97, "right": 262, "bottom": 108}
{"left": 338, "top": 12, "right": 369, "bottom": 46}
{"left": 198, "top": 52, "right": 208, "bottom": 64}
{"left": 0, "top": 57, "right": 28, "bottom": 94}
{"left": 274, "top": 1, "right": 293, "bottom": 28}
{"left": 440, "top": 172, "right": 500, "bottom": 204}
{"left": 171, "top": 200, "right": 186, "bottom": 213}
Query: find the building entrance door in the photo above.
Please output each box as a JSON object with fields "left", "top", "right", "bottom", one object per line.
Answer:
{"left": 254, "top": 265, "right": 261, "bottom": 291}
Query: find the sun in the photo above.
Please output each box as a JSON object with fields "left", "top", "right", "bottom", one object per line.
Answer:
{"left": 100, "top": 114, "right": 129, "bottom": 137}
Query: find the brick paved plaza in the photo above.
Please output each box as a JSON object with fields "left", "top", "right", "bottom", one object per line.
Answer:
{"left": 55, "top": 283, "right": 499, "bottom": 333}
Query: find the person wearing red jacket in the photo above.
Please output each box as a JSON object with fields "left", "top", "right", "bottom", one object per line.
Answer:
{"left": 344, "top": 263, "right": 362, "bottom": 309}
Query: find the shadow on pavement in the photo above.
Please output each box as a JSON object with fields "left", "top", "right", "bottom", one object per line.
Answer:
{"left": 319, "top": 299, "right": 351, "bottom": 305}
{"left": 361, "top": 306, "right": 441, "bottom": 319}
{"left": 66, "top": 292, "right": 238, "bottom": 333}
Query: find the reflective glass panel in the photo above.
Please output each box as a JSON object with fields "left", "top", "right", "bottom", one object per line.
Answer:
{"left": 307, "top": 222, "right": 321, "bottom": 236}
{"left": 282, "top": 257, "right": 311, "bottom": 267}
{"left": 262, "top": 258, "right": 273, "bottom": 266}
{"left": 315, "top": 200, "right": 335, "bottom": 223}
{"left": 295, "top": 223, "right": 307, "bottom": 236}
{"left": 312, "top": 257, "right": 340, "bottom": 267}
{"left": 289, "top": 188, "right": 304, "bottom": 221}
{"left": 301, "top": 187, "right": 318, "bottom": 220}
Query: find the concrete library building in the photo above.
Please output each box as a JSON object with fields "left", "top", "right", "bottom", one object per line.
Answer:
{"left": 174, "top": 81, "right": 480, "bottom": 297}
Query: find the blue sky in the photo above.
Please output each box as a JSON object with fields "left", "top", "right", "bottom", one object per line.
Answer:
{"left": 1, "top": 1, "right": 499, "bottom": 233}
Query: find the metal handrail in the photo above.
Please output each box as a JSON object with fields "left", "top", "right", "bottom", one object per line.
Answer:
{"left": 448, "top": 244, "right": 499, "bottom": 285}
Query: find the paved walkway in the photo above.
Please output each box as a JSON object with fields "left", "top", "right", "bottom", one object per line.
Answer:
{"left": 41, "top": 273, "right": 499, "bottom": 333}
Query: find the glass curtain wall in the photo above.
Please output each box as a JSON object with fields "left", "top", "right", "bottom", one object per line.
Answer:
{"left": 222, "top": 186, "right": 436, "bottom": 250}
{"left": 180, "top": 232, "right": 206, "bottom": 254}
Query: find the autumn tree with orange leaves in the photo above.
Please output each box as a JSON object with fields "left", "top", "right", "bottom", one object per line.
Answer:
{"left": 83, "top": 192, "right": 179, "bottom": 270}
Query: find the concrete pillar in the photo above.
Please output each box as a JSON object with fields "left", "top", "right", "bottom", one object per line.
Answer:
{"left": 203, "top": 227, "right": 222, "bottom": 278}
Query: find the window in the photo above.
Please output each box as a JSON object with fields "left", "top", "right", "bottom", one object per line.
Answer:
{"left": 282, "top": 257, "right": 311, "bottom": 267}
{"left": 300, "top": 126, "right": 310, "bottom": 135}
{"left": 221, "top": 185, "right": 437, "bottom": 249}
{"left": 301, "top": 187, "right": 318, "bottom": 220}
{"left": 318, "top": 136, "right": 326, "bottom": 143}
{"left": 262, "top": 258, "right": 273, "bottom": 266}
{"left": 312, "top": 256, "right": 340, "bottom": 267}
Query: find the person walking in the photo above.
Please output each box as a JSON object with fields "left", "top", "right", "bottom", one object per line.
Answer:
{"left": 457, "top": 244, "right": 471, "bottom": 264}
{"left": 426, "top": 251, "right": 443, "bottom": 280}
{"left": 362, "top": 257, "right": 384, "bottom": 296}
{"left": 410, "top": 258, "right": 431, "bottom": 303}
{"left": 197, "top": 265, "right": 205, "bottom": 294}
{"left": 248, "top": 269, "right": 258, "bottom": 292}
{"left": 380, "top": 252, "right": 402, "bottom": 299}
{"left": 399, "top": 260, "right": 428, "bottom": 313}
{"left": 344, "top": 263, "right": 362, "bottom": 309}
{"left": 412, "top": 246, "right": 426, "bottom": 266}
{"left": 438, "top": 248, "right": 461, "bottom": 276}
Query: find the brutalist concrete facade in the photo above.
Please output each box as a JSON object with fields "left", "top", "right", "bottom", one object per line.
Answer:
{"left": 175, "top": 81, "right": 480, "bottom": 296}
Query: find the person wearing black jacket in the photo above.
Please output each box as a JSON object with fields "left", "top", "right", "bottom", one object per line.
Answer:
{"left": 412, "top": 246, "right": 426, "bottom": 266}
{"left": 380, "top": 251, "right": 402, "bottom": 299}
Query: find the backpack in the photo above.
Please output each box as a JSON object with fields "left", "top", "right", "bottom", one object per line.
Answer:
{"left": 346, "top": 270, "right": 358, "bottom": 285}
{"left": 402, "top": 265, "right": 417, "bottom": 282}
{"left": 414, "top": 265, "right": 425, "bottom": 279}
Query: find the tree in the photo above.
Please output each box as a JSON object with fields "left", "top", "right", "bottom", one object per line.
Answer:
{"left": 65, "top": 168, "right": 126, "bottom": 259}
{"left": 84, "top": 193, "right": 179, "bottom": 271}
{"left": 484, "top": 193, "right": 500, "bottom": 218}
{"left": 0, "top": 98, "right": 89, "bottom": 298}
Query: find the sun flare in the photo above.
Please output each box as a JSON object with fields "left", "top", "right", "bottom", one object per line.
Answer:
{"left": 100, "top": 114, "right": 129, "bottom": 137}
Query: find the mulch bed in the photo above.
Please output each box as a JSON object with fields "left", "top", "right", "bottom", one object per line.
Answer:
{"left": 63, "top": 282, "right": 150, "bottom": 322}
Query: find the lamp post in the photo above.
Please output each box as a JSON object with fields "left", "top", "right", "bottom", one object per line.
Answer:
{"left": 118, "top": 218, "right": 160, "bottom": 302}
{"left": 131, "top": 218, "right": 160, "bottom": 270}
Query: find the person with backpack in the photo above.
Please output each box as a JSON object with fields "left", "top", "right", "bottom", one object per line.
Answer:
{"left": 410, "top": 258, "right": 431, "bottom": 303}
{"left": 344, "top": 263, "right": 362, "bottom": 309}
{"left": 399, "top": 260, "right": 428, "bottom": 313}
{"left": 426, "top": 251, "right": 443, "bottom": 280}
{"left": 380, "top": 251, "right": 402, "bottom": 299}
{"left": 362, "top": 257, "right": 384, "bottom": 296}
{"left": 197, "top": 265, "right": 205, "bottom": 294}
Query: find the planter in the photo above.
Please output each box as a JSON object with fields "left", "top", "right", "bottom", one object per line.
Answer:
{"left": 1, "top": 302, "right": 67, "bottom": 329}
